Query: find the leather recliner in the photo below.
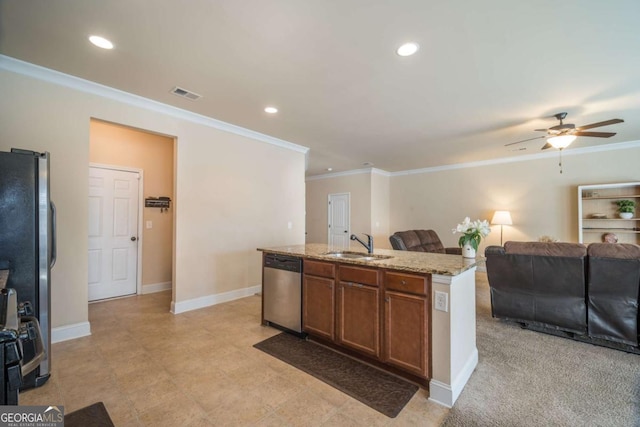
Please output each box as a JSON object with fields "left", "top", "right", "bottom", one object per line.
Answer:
{"left": 485, "top": 241, "right": 588, "bottom": 334}
{"left": 587, "top": 243, "right": 640, "bottom": 347}
{"left": 389, "top": 230, "right": 462, "bottom": 255}
{"left": 485, "top": 241, "right": 640, "bottom": 353}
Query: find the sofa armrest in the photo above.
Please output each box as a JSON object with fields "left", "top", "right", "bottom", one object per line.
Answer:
{"left": 389, "top": 234, "right": 408, "bottom": 250}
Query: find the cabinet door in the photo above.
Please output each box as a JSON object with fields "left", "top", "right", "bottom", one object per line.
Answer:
{"left": 303, "top": 275, "right": 335, "bottom": 340}
{"left": 384, "top": 290, "right": 429, "bottom": 378}
{"left": 337, "top": 281, "right": 380, "bottom": 358}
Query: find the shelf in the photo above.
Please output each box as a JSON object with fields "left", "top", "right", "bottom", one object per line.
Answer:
{"left": 582, "top": 229, "right": 640, "bottom": 234}
{"left": 579, "top": 182, "right": 640, "bottom": 245}
{"left": 583, "top": 218, "right": 639, "bottom": 221}
{"left": 582, "top": 195, "right": 640, "bottom": 200}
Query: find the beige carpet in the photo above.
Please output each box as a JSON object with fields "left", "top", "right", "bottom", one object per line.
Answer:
{"left": 442, "top": 273, "right": 640, "bottom": 427}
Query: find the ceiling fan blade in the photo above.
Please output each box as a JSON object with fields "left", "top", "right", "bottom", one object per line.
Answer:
{"left": 534, "top": 129, "right": 548, "bottom": 132}
{"left": 577, "top": 119, "right": 623, "bottom": 130}
{"left": 541, "top": 142, "right": 553, "bottom": 150}
{"left": 504, "top": 135, "right": 545, "bottom": 146}
{"left": 574, "top": 131, "right": 616, "bottom": 138}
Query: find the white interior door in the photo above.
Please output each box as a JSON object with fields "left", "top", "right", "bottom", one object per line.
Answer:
{"left": 328, "top": 193, "right": 350, "bottom": 248}
{"left": 88, "top": 167, "right": 140, "bottom": 301}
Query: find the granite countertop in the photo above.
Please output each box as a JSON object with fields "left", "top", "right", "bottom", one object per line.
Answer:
{"left": 257, "top": 243, "right": 482, "bottom": 276}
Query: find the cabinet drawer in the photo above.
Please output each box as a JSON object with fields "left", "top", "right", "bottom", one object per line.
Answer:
{"left": 339, "top": 265, "right": 379, "bottom": 286}
{"left": 385, "top": 272, "right": 428, "bottom": 295}
{"left": 304, "top": 260, "right": 336, "bottom": 278}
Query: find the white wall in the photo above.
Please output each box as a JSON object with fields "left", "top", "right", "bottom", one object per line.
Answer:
{"left": 370, "top": 172, "right": 391, "bottom": 249}
{"left": 0, "top": 58, "right": 307, "bottom": 331}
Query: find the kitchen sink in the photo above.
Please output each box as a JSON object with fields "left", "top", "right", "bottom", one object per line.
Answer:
{"left": 322, "top": 251, "right": 393, "bottom": 261}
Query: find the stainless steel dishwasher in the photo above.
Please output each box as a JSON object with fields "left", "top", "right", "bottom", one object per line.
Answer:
{"left": 263, "top": 253, "right": 302, "bottom": 333}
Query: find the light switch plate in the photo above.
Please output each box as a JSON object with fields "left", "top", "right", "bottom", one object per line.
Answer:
{"left": 435, "top": 291, "right": 448, "bottom": 312}
{"left": 146, "top": 220, "right": 153, "bottom": 229}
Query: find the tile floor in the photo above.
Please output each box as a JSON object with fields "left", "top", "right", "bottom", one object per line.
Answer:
{"left": 20, "top": 289, "right": 450, "bottom": 426}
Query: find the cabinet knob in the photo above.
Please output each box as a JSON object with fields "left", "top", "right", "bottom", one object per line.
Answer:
{"left": 401, "top": 280, "right": 406, "bottom": 285}
{"left": 385, "top": 297, "right": 389, "bottom": 303}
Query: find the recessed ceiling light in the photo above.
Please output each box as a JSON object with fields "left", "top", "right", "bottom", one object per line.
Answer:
{"left": 264, "top": 106, "right": 278, "bottom": 114}
{"left": 396, "top": 42, "right": 419, "bottom": 57}
{"left": 89, "top": 35, "right": 114, "bottom": 50}
{"left": 326, "top": 168, "right": 333, "bottom": 172}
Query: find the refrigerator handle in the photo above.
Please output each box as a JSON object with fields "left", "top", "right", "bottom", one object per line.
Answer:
{"left": 50, "top": 201, "right": 57, "bottom": 268}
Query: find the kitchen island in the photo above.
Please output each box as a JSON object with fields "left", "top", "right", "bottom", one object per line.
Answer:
{"left": 257, "top": 243, "right": 479, "bottom": 407}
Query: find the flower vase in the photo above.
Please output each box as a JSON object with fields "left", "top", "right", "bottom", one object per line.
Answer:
{"left": 619, "top": 212, "right": 633, "bottom": 219}
{"left": 462, "top": 242, "right": 476, "bottom": 259}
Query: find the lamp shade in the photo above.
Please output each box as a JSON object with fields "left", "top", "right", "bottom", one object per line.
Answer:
{"left": 491, "top": 210, "right": 512, "bottom": 225}
{"left": 547, "top": 134, "right": 576, "bottom": 149}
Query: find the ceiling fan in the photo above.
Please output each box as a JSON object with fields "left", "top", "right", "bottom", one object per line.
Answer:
{"left": 505, "top": 112, "right": 624, "bottom": 151}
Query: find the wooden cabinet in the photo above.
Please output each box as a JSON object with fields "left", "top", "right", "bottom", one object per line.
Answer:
{"left": 336, "top": 265, "right": 380, "bottom": 358}
{"left": 578, "top": 182, "right": 640, "bottom": 245}
{"left": 383, "top": 271, "right": 430, "bottom": 379}
{"left": 302, "top": 261, "right": 431, "bottom": 381}
{"left": 303, "top": 260, "right": 335, "bottom": 340}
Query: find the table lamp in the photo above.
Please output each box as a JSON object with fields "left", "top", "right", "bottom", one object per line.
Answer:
{"left": 491, "top": 210, "right": 512, "bottom": 246}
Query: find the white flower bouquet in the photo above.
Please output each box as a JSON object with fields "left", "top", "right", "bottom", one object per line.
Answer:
{"left": 452, "top": 217, "right": 491, "bottom": 251}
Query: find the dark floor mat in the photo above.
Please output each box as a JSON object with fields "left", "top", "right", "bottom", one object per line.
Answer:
{"left": 254, "top": 332, "right": 418, "bottom": 418}
{"left": 65, "top": 402, "right": 115, "bottom": 427}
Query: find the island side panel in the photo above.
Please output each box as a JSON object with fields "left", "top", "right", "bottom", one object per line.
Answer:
{"left": 429, "top": 267, "right": 478, "bottom": 407}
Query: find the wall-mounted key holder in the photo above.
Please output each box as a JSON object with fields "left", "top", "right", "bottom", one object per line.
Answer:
{"left": 145, "top": 196, "right": 171, "bottom": 212}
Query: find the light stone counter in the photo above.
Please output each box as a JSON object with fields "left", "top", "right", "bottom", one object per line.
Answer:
{"left": 258, "top": 243, "right": 479, "bottom": 407}
{"left": 257, "top": 243, "right": 482, "bottom": 276}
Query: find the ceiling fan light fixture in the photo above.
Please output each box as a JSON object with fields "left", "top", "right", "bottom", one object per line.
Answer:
{"left": 547, "top": 134, "right": 576, "bottom": 149}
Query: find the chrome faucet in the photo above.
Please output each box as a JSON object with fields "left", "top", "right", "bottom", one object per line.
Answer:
{"left": 350, "top": 233, "right": 374, "bottom": 254}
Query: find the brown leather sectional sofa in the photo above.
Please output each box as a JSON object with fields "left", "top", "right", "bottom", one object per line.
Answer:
{"left": 485, "top": 241, "right": 640, "bottom": 353}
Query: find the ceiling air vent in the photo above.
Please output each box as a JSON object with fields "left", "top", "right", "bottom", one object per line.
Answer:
{"left": 170, "top": 86, "right": 202, "bottom": 101}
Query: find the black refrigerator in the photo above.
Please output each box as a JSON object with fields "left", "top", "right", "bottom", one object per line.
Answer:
{"left": 0, "top": 148, "right": 56, "bottom": 389}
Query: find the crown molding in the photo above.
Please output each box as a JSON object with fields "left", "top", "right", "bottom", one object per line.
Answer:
{"left": 0, "top": 54, "right": 309, "bottom": 155}
{"left": 306, "top": 167, "right": 391, "bottom": 181}
{"left": 390, "top": 140, "right": 640, "bottom": 176}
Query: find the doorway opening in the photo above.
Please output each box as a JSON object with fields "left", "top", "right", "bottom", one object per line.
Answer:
{"left": 88, "top": 119, "right": 175, "bottom": 307}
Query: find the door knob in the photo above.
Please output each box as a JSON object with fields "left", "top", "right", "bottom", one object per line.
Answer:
{"left": 131, "top": 236, "right": 137, "bottom": 241}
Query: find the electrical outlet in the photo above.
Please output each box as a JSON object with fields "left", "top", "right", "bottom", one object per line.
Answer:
{"left": 435, "top": 291, "right": 448, "bottom": 312}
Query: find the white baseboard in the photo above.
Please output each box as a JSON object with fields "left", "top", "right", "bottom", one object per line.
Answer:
{"left": 142, "top": 281, "right": 172, "bottom": 294}
{"left": 171, "top": 284, "right": 261, "bottom": 314}
{"left": 429, "top": 347, "right": 479, "bottom": 407}
{"left": 51, "top": 321, "right": 91, "bottom": 343}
